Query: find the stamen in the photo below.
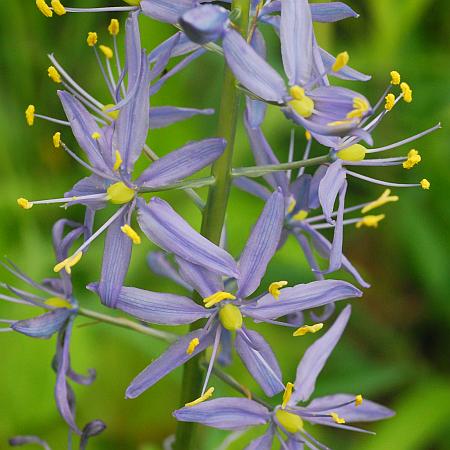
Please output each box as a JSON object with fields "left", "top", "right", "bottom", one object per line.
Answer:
{"left": 53, "top": 251, "right": 83, "bottom": 274}
{"left": 390, "top": 70, "right": 401, "bottom": 85}
{"left": 290, "top": 85, "right": 306, "bottom": 100}
{"left": 400, "top": 82, "right": 412, "bottom": 103}
{"left": 108, "top": 19, "right": 120, "bottom": 36}
{"left": 51, "top": 0, "right": 66, "bottom": 15}
{"left": 25, "top": 105, "right": 35, "bottom": 126}
{"left": 102, "top": 104, "right": 120, "bottom": 120}
{"left": 384, "top": 93, "right": 395, "bottom": 111}
{"left": 45, "top": 296, "right": 72, "bottom": 309}
{"left": 203, "top": 291, "right": 236, "bottom": 308}
{"left": 113, "top": 150, "right": 123, "bottom": 171}
{"left": 420, "top": 178, "right": 430, "bottom": 190}
{"left": 346, "top": 97, "right": 370, "bottom": 119}
{"left": 87, "top": 32, "right": 98, "bottom": 47}
{"left": 356, "top": 214, "right": 385, "bottom": 228}
{"left": 305, "top": 130, "right": 312, "bottom": 141}
{"left": 361, "top": 189, "right": 399, "bottom": 213}
{"left": 124, "top": 0, "right": 141, "bottom": 4}
{"left": 347, "top": 170, "right": 427, "bottom": 189}
{"left": 292, "top": 210, "right": 308, "bottom": 221}
{"left": 99, "top": 45, "right": 114, "bottom": 59}
{"left": 120, "top": 224, "right": 141, "bottom": 245}
{"left": 287, "top": 198, "right": 296, "bottom": 214}
{"left": 330, "top": 412, "right": 346, "bottom": 424}
{"left": 17, "top": 198, "right": 33, "bottom": 210}
{"left": 289, "top": 85, "right": 314, "bottom": 118}
{"left": 355, "top": 394, "right": 363, "bottom": 407}
{"left": 91, "top": 132, "right": 101, "bottom": 140}
{"left": 269, "top": 281, "right": 288, "bottom": 300}
{"left": 185, "top": 387, "right": 214, "bottom": 407}
{"left": 47, "top": 66, "right": 62, "bottom": 83}
{"left": 281, "top": 382, "right": 294, "bottom": 409}
{"left": 36, "top": 0, "right": 53, "bottom": 17}
{"left": 402, "top": 149, "right": 421, "bottom": 169}
{"left": 337, "top": 144, "right": 367, "bottom": 161}
{"left": 332, "top": 51, "right": 349, "bottom": 72}
{"left": 106, "top": 182, "right": 135, "bottom": 204}
{"left": 293, "top": 323, "right": 323, "bottom": 337}
{"left": 186, "top": 338, "right": 200, "bottom": 355}
{"left": 52, "top": 132, "right": 61, "bottom": 148}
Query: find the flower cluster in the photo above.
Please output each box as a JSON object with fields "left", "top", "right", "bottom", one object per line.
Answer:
{"left": 2, "top": 0, "right": 440, "bottom": 448}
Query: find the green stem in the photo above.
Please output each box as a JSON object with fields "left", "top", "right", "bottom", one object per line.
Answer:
{"left": 173, "top": 2, "right": 251, "bottom": 449}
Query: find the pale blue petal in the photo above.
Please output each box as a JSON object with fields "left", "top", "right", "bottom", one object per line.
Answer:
{"left": 149, "top": 106, "right": 214, "bottom": 129}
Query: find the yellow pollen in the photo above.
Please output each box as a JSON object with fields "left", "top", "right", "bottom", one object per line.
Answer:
{"left": 106, "top": 182, "right": 135, "bottom": 204}
{"left": 356, "top": 214, "right": 385, "bottom": 229}
{"left": 51, "top": 0, "right": 66, "bottom": 15}
{"left": 120, "top": 224, "right": 141, "bottom": 245}
{"left": 275, "top": 410, "right": 304, "bottom": 433}
{"left": 390, "top": 70, "right": 401, "bottom": 85}
{"left": 290, "top": 85, "right": 306, "bottom": 100}
{"left": 17, "top": 198, "right": 33, "bottom": 210}
{"left": 45, "top": 297, "right": 72, "bottom": 309}
{"left": 402, "top": 149, "right": 421, "bottom": 169}
{"left": 123, "top": 0, "right": 142, "bottom": 5}
{"left": 328, "top": 119, "right": 354, "bottom": 127}
{"left": 293, "top": 323, "right": 324, "bottom": 337}
{"left": 332, "top": 51, "right": 349, "bottom": 72}
{"left": 203, "top": 291, "right": 236, "bottom": 308}
{"left": 87, "top": 32, "right": 98, "bottom": 47}
{"left": 305, "top": 130, "right": 312, "bottom": 141}
{"left": 108, "top": 19, "right": 120, "bottom": 36}
{"left": 289, "top": 97, "right": 315, "bottom": 118}
{"left": 287, "top": 198, "right": 296, "bottom": 214}
{"left": 25, "top": 105, "right": 35, "bottom": 126}
{"left": 269, "top": 281, "right": 288, "bottom": 300}
{"left": 36, "top": 0, "right": 53, "bottom": 17}
{"left": 99, "top": 45, "right": 114, "bottom": 59}
{"left": 91, "top": 132, "right": 101, "bottom": 140}
{"left": 347, "top": 97, "right": 370, "bottom": 119}
{"left": 355, "top": 394, "right": 363, "bottom": 407}
{"left": 47, "top": 66, "right": 62, "bottom": 83}
{"left": 185, "top": 387, "right": 214, "bottom": 407}
{"left": 420, "top": 178, "right": 430, "bottom": 190}
{"left": 113, "top": 150, "right": 123, "bottom": 171}
{"left": 337, "top": 144, "right": 367, "bottom": 162}
{"left": 53, "top": 251, "right": 83, "bottom": 274}
{"left": 331, "top": 412, "right": 346, "bottom": 424}
{"left": 219, "top": 303, "right": 243, "bottom": 331}
{"left": 186, "top": 338, "right": 200, "bottom": 355}
{"left": 281, "top": 382, "right": 294, "bottom": 409}
{"left": 53, "top": 132, "right": 61, "bottom": 148}
{"left": 361, "top": 189, "right": 399, "bottom": 214}
{"left": 400, "top": 82, "right": 412, "bottom": 103}
{"left": 102, "top": 104, "right": 120, "bottom": 120}
{"left": 292, "top": 210, "right": 308, "bottom": 221}
{"left": 385, "top": 93, "right": 395, "bottom": 111}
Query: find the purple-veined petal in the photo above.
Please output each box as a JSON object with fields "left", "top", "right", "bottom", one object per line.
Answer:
{"left": 12, "top": 308, "right": 72, "bottom": 339}
{"left": 137, "top": 197, "right": 238, "bottom": 278}
{"left": 218, "top": 328, "right": 232, "bottom": 366}
{"left": 67, "top": 366, "right": 96, "bottom": 386}
{"left": 223, "top": 29, "right": 287, "bottom": 103}
{"left": 235, "top": 327, "right": 284, "bottom": 397}
{"left": 149, "top": 106, "right": 214, "bottom": 129}
{"left": 150, "top": 32, "right": 181, "bottom": 81}
{"left": 286, "top": 438, "right": 304, "bottom": 450}
{"left": 137, "top": 138, "right": 226, "bottom": 188}
{"left": 242, "top": 281, "right": 360, "bottom": 321}
{"left": 175, "top": 256, "right": 224, "bottom": 297}
{"left": 174, "top": 397, "right": 271, "bottom": 430}
{"left": 237, "top": 191, "right": 285, "bottom": 298}
{"left": 309, "top": 165, "right": 328, "bottom": 209}
{"left": 245, "top": 425, "right": 275, "bottom": 450}
{"left": 124, "top": 11, "right": 142, "bottom": 88}
{"left": 311, "top": 2, "right": 359, "bottom": 22}
{"left": 281, "top": 0, "right": 313, "bottom": 86}
{"left": 65, "top": 175, "right": 108, "bottom": 210}
{"left": 319, "top": 48, "right": 371, "bottom": 81}
{"left": 9, "top": 436, "right": 51, "bottom": 450}
{"left": 147, "top": 251, "right": 192, "bottom": 291}
{"left": 114, "top": 286, "right": 210, "bottom": 325}
{"left": 318, "top": 160, "right": 346, "bottom": 223}
{"left": 126, "top": 326, "right": 216, "bottom": 399}
{"left": 148, "top": 31, "right": 200, "bottom": 63}
{"left": 290, "top": 305, "right": 351, "bottom": 404}
{"left": 141, "top": 0, "right": 194, "bottom": 24}
{"left": 290, "top": 174, "right": 312, "bottom": 214}
{"left": 234, "top": 177, "right": 272, "bottom": 201}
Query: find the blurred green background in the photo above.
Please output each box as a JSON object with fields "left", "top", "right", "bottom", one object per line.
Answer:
{"left": 0, "top": 0, "right": 449, "bottom": 449}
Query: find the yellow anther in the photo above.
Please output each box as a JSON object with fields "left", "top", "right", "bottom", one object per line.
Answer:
{"left": 106, "top": 182, "right": 135, "bottom": 204}
{"left": 102, "top": 104, "right": 120, "bottom": 120}
{"left": 219, "top": 304, "right": 243, "bottom": 331}
{"left": 113, "top": 150, "right": 123, "bottom": 171}
{"left": 275, "top": 410, "right": 304, "bottom": 433}
{"left": 53, "top": 132, "right": 61, "bottom": 148}
{"left": 305, "top": 130, "right": 312, "bottom": 141}
{"left": 420, "top": 179, "right": 430, "bottom": 190}
{"left": 281, "top": 382, "right": 294, "bottom": 409}
{"left": 17, "top": 198, "right": 33, "bottom": 210}
{"left": 293, "top": 323, "right": 324, "bottom": 337}
{"left": 356, "top": 214, "right": 385, "bottom": 229}
{"left": 120, "top": 224, "right": 141, "bottom": 244}
{"left": 47, "top": 66, "right": 62, "bottom": 83}
{"left": 332, "top": 51, "right": 349, "bottom": 72}
{"left": 123, "top": 0, "right": 141, "bottom": 5}
{"left": 337, "top": 144, "right": 367, "bottom": 162}
{"left": 53, "top": 251, "right": 83, "bottom": 274}
{"left": 87, "top": 32, "right": 98, "bottom": 47}
{"left": 287, "top": 198, "right": 296, "bottom": 214}
{"left": 402, "top": 149, "right": 421, "bottom": 169}
{"left": 290, "top": 85, "right": 306, "bottom": 100}
{"left": 289, "top": 97, "right": 315, "bottom": 118}
{"left": 355, "top": 394, "right": 363, "bottom": 407}
{"left": 269, "top": 281, "right": 288, "bottom": 300}
{"left": 331, "top": 412, "right": 346, "bottom": 424}
{"left": 361, "top": 189, "right": 399, "bottom": 214}
{"left": 186, "top": 338, "right": 200, "bottom": 355}
{"left": 51, "top": 0, "right": 66, "bottom": 15}
{"left": 91, "top": 132, "right": 101, "bottom": 140}
{"left": 292, "top": 210, "right": 308, "bottom": 221}
{"left": 36, "top": 0, "right": 53, "bottom": 17}
{"left": 328, "top": 119, "right": 354, "bottom": 127}
{"left": 45, "top": 297, "right": 72, "bottom": 309}
{"left": 99, "top": 45, "right": 114, "bottom": 59}
{"left": 108, "top": 19, "right": 120, "bottom": 36}
{"left": 185, "top": 387, "right": 215, "bottom": 407}
{"left": 203, "top": 291, "right": 236, "bottom": 308}
{"left": 385, "top": 93, "right": 395, "bottom": 111}
{"left": 347, "top": 97, "right": 370, "bottom": 119}
{"left": 390, "top": 70, "right": 401, "bottom": 85}
{"left": 400, "top": 82, "right": 412, "bottom": 103}
{"left": 25, "top": 105, "right": 35, "bottom": 126}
